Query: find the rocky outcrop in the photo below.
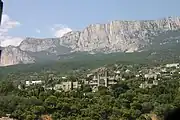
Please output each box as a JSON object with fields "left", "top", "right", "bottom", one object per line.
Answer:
{"left": 60, "top": 17, "right": 180, "bottom": 53}
{"left": 60, "top": 31, "right": 81, "bottom": 50}
{"left": 0, "top": 46, "right": 35, "bottom": 66}
{"left": 19, "top": 37, "right": 60, "bottom": 52}
{"left": 19, "top": 37, "right": 72, "bottom": 55}
{"left": 18, "top": 16, "right": 180, "bottom": 54}
{"left": 1, "top": 16, "right": 180, "bottom": 66}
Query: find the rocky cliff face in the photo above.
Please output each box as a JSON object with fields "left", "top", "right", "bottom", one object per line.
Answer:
{"left": 0, "top": 46, "right": 35, "bottom": 66}
{"left": 19, "top": 37, "right": 72, "bottom": 54}
{"left": 19, "top": 16, "right": 180, "bottom": 54}
{"left": 1, "top": 16, "right": 180, "bottom": 66}
{"left": 60, "top": 17, "right": 180, "bottom": 53}
{"left": 19, "top": 37, "right": 60, "bottom": 52}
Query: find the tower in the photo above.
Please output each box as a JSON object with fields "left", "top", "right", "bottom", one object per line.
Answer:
{"left": 97, "top": 73, "right": 100, "bottom": 86}
{"left": 105, "top": 70, "right": 108, "bottom": 87}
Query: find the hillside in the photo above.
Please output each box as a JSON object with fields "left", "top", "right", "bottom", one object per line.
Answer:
{"left": 0, "top": 17, "right": 180, "bottom": 66}
{"left": 0, "top": 44, "right": 180, "bottom": 79}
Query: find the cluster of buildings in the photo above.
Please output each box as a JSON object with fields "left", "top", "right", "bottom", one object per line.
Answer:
{"left": 21, "top": 63, "right": 180, "bottom": 92}
{"left": 54, "top": 81, "right": 80, "bottom": 92}
{"left": 84, "top": 70, "right": 122, "bottom": 92}
{"left": 22, "top": 68, "right": 123, "bottom": 92}
{"left": 139, "top": 63, "right": 180, "bottom": 89}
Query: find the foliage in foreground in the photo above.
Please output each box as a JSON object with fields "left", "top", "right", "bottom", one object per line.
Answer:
{"left": 0, "top": 75, "right": 180, "bottom": 120}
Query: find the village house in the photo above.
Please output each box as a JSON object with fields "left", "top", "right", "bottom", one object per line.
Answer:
{"left": 87, "top": 73, "right": 93, "bottom": 78}
{"left": 85, "top": 70, "right": 121, "bottom": 91}
{"left": 139, "top": 82, "right": 153, "bottom": 89}
{"left": 166, "top": 63, "right": 179, "bottom": 68}
{"left": 61, "top": 76, "right": 67, "bottom": 80}
{"left": 144, "top": 73, "right": 158, "bottom": 80}
{"left": 25, "top": 80, "right": 43, "bottom": 86}
{"left": 139, "top": 80, "right": 158, "bottom": 89}
{"left": 170, "top": 70, "right": 177, "bottom": 75}
{"left": 125, "top": 69, "right": 130, "bottom": 73}
{"left": 54, "top": 81, "right": 80, "bottom": 92}
{"left": 161, "top": 68, "right": 167, "bottom": 73}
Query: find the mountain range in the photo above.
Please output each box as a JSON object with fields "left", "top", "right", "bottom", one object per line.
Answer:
{"left": 0, "top": 16, "right": 180, "bottom": 66}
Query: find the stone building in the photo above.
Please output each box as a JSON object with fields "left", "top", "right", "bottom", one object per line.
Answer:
{"left": 139, "top": 80, "right": 158, "bottom": 89}
{"left": 166, "top": 63, "right": 179, "bottom": 68}
{"left": 144, "top": 73, "right": 158, "bottom": 80}
{"left": 25, "top": 80, "right": 43, "bottom": 86}
{"left": 86, "top": 70, "right": 121, "bottom": 91}
{"left": 54, "top": 81, "right": 80, "bottom": 92}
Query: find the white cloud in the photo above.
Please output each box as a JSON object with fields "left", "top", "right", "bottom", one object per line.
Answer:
{"left": 54, "top": 27, "right": 72, "bottom": 37}
{"left": 35, "top": 28, "right": 41, "bottom": 33}
{"left": 51, "top": 24, "right": 72, "bottom": 38}
{"left": 1, "top": 37, "right": 23, "bottom": 47}
{"left": 0, "top": 14, "right": 23, "bottom": 47}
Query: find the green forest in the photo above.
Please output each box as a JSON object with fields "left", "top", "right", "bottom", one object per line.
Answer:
{"left": 0, "top": 45, "right": 180, "bottom": 120}
{"left": 0, "top": 71, "right": 180, "bottom": 120}
{"left": 0, "top": 47, "right": 179, "bottom": 79}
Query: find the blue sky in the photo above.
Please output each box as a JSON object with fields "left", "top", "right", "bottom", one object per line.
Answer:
{"left": 1, "top": 0, "right": 180, "bottom": 46}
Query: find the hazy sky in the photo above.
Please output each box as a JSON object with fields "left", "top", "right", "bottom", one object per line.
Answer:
{"left": 0, "top": 0, "right": 180, "bottom": 47}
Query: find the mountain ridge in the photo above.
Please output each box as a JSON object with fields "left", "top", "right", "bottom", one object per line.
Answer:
{"left": 1, "top": 16, "right": 180, "bottom": 66}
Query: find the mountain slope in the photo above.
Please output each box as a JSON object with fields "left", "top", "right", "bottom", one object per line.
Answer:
{"left": 0, "top": 46, "right": 35, "bottom": 66}
{"left": 60, "top": 17, "right": 180, "bottom": 53}
{"left": 1, "top": 17, "right": 180, "bottom": 66}
{"left": 19, "top": 37, "right": 72, "bottom": 54}
{"left": 1, "top": 44, "right": 180, "bottom": 78}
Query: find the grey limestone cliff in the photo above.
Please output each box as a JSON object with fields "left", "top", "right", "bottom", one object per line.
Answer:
{"left": 1, "top": 16, "right": 180, "bottom": 66}
{"left": 19, "top": 37, "right": 72, "bottom": 54}
{"left": 19, "top": 16, "right": 180, "bottom": 54}
{"left": 0, "top": 46, "right": 35, "bottom": 66}
{"left": 60, "top": 17, "right": 180, "bottom": 53}
{"left": 19, "top": 37, "right": 60, "bottom": 52}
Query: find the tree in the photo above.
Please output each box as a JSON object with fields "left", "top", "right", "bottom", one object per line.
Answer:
{"left": 141, "top": 102, "right": 153, "bottom": 114}
{"left": 111, "top": 82, "right": 129, "bottom": 98}
{"left": 0, "top": 81, "right": 16, "bottom": 95}
{"left": 98, "top": 86, "right": 110, "bottom": 95}
{"left": 130, "top": 102, "right": 142, "bottom": 110}
{"left": 32, "top": 106, "right": 45, "bottom": 115}
{"left": 81, "top": 84, "right": 92, "bottom": 93}
{"left": 45, "top": 95, "right": 57, "bottom": 110}
{"left": 25, "top": 114, "right": 36, "bottom": 120}
{"left": 130, "top": 109, "right": 142, "bottom": 119}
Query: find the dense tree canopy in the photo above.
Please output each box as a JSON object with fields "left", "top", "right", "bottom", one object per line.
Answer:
{"left": 0, "top": 72, "right": 179, "bottom": 120}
